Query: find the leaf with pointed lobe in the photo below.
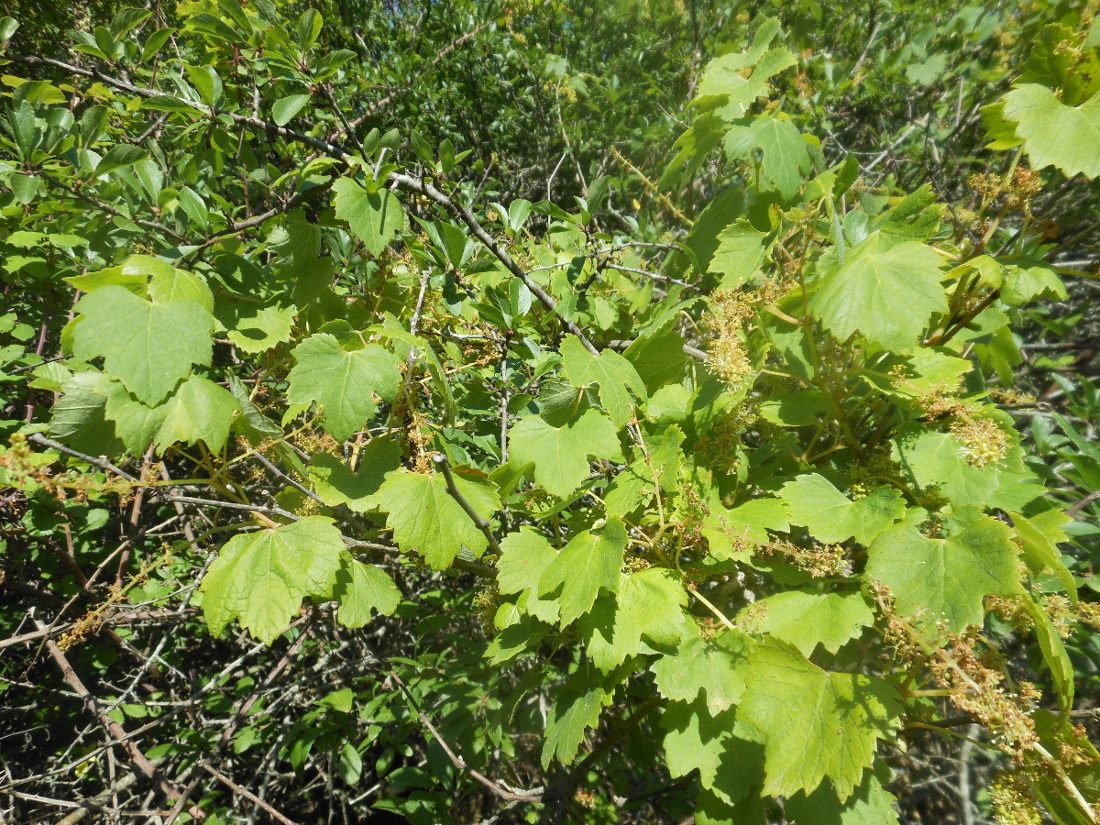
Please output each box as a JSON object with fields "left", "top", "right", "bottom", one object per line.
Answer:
{"left": 286, "top": 333, "right": 401, "bottom": 441}
{"left": 71, "top": 286, "right": 214, "bottom": 405}
{"left": 200, "top": 517, "right": 345, "bottom": 644}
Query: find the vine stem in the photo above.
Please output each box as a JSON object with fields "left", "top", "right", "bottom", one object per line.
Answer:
{"left": 433, "top": 453, "right": 502, "bottom": 556}
{"left": 1032, "top": 742, "right": 1098, "bottom": 825}
{"left": 688, "top": 588, "right": 737, "bottom": 631}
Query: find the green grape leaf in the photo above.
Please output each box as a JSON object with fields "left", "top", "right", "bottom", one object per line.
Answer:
{"left": 781, "top": 474, "right": 905, "bottom": 545}
{"left": 307, "top": 437, "right": 401, "bottom": 512}
{"left": 63, "top": 265, "right": 146, "bottom": 294}
{"left": 542, "top": 669, "right": 614, "bottom": 768}
{"left": 49, "top": 370, "right": 121, "bottom": 454}
{"left": 694, "top": 19, "right": 794, "bottom": 116}
{"left": 580, "top": 568, "right": 689, "bottom": 671}
{"left": 696, "top": 788, "right": 768, "bottom": 825}
{"left": 866, "top": 509, "right": 1021, "bottom": 632}
{"left": 228, "top": 375, "right": 283, "bottom": 440}
{"left": 332, "top": 177, "right": 407, "bottom": 256}
{"left": 485, "top": 614, "right": 549, "bottom": 665}
{"left": 737, "top": 591, "right": 874, "bottom": 657}
{"left": 810, "top": 233, "right": 947, "bottom": 353}
{"left": 623, "top": 322, "right": 689, "bottom": 392}
{"left": 702, "top": 497, "right": 789, "bottom": 559}
{"left": 725, "top": 116, "right": 811, "bottom": 200}
{"left": 660, "top": 113, "right": 727, "bottom": 192}
{"left": 334, "top": 554, "right": 401, "bottom": 628}
{"left": 1002, "top": 262, "right": 1068, "bottom": 305}
{"left": 227, "top": 304, "right": 296, "bottom": 354}
{"left": 497, "top": 528, "right": 560, "bottom": 623}
{"left": 786, "top": 765, "right": 900, "bottom": 825}
{"left": 560, "top": 335, "right": 647, "bottom": 427}
{"left": 146, "top": 261, "right": 214, "bottom": 311}
{"left": 651, "top": 629, "right": 753, "bottom": 714}
{"left": 603, "top": 463, "right": 654, "bottom": 518}
{"left": 739, "top": 639, "right": 900, "bottom": 801}
{"left": 154, "top": 375, "right": 239, "bottom": 455}
{"left": 538, "top": 519, "right": 626, "bottom": 626}
{"left": 709, "top": 221, "right": 768, "bottom": 290}
{"left": 104, "top": 380, "right": 167, "bottom": 453}
{"left": 372, "top": 468, "right": 500, "bottom": 569}
{"left": 892, "top": 347, "right": 972, "bottom": 397}
{"left": 661, "top": 700, "right": 764, "bottom": 804}
{"left": 893, "top": 427, "right": 998, "bottom": 506}
{"left": 1002, "top": 85, "right": 1100, "bottom": 179}
{"left": 1011, "top": 509, "right": 1076, "bottom": 602}
{"left": 1022, "top": 595, "right": 1075, "bottom": 710}
{"left": 200, "top": 517, "right": 345, "bottom": 644}
{"left": 509, "top": 409, "right": 622, "bottom": 498}
{"left": 603, "top": 426, "right": 683, "bottom": 517}
{"left": 286, "top": 334, "right": 401, "bottom": 441}
{"left": 71, "top": 285, "right": 213, "bottom": 405}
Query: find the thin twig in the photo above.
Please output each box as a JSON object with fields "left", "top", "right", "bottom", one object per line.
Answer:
{"left": 387, "top": 669, "right": 542, "bottom": 803}
{"left": 28, "top": 433, "right": 138, "bottom": 481}
{"left": 432, "top": 453, "right": 501, "bottom": 556}
{"left": 200, "top": 764, "right": 301, "bottom": 825}
{"left": 390, "top": 172, "right": 600, "bottom": 354}
{"left": 32, "top": 618, "right": 205, "bottom": 821}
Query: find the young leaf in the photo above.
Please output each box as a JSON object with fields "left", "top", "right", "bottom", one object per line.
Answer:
{"left": 538, "top": 519, "right": 627, "bottom": 626}
{"left": 286, "top": 334, "right": 401, "bottom": 441}
{"left": 509, "top": 409, "right": 622, "bottom": 498}
{"left": 334, "top": 554, "right": 401, "bottom": 628}
{"left": 201, "top": 517, "right": 345, "bottom": 644}
{"left": 866, "top": 508, "right": 1021, "bottom": 632}
{"left": 739, "top": 639, "right": 900, "bottom": 801}
{"left": 372, "top": 468, "right": 500, "bottom": 569}
{"left": 737, "top": 591, "right": 874, "bottom": 657}
{"left": 154, "top": 375, "right": 240, "bottom": 455}
{"left": 332, "top": 177, "right": 406, "bottom": 256}
{"left": 810, "top": 233, "right": 947, "bottom": 353}
{"left": 780, "top": 474, "right": 905, "bottom": 545}
{"left": 560, "top": 335, "right": 647, "bottom": 427}
{"left": 71, "top": 286, "right": 214, "bottom": 405}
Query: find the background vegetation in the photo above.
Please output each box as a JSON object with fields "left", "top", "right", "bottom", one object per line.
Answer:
{"left": 1, "top": 1, "right": 1098, "bottom": 824}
